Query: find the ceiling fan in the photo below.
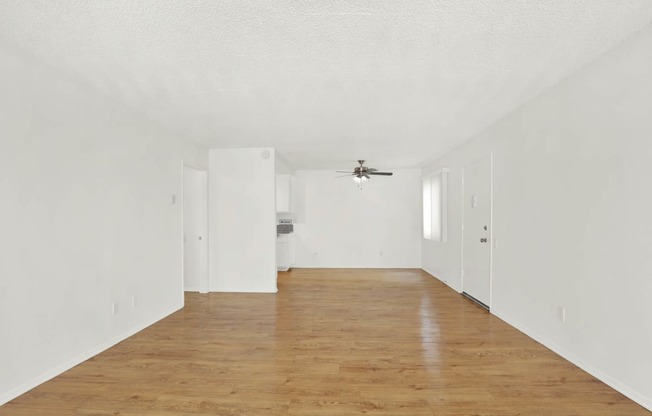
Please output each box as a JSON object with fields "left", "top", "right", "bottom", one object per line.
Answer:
{"left": 336, "top": 160, "right": 393, "bottom": 184}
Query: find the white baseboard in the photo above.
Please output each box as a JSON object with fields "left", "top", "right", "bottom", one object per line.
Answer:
{"left": 183, "top": 286, "right": 202, "bottom": 292}
{"left": 210, "top": 286, "right": 278, "bottom": 293}
{"left": 0, "top": 304, "right": 183, "bottom": 407}
{"left": 421, "top": 267, "right": 461, "bottom": 293}
{"left": 491, "top": 308, "right": 652, "bottom": 412}
{"left": 291, "top": 265, "right": 422, "bottom": 269}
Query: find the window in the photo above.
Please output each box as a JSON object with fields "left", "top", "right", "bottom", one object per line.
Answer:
{"left": 423, "top": 169, "right": 448, "bottom": 242}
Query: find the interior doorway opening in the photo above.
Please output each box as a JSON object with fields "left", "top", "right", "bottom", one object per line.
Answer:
{"left": 183, "top": 163, "right": 208, "bottom": 293}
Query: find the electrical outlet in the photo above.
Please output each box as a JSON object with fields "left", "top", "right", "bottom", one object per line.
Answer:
{"left": 379, "top": 251, "right": 383, "bottom": 257}
{"left": 131, "top": 296, "right": 137, "bottom": 308}
{"left": 557, "top": 306, "right": 566, "bottom": 323}
{"left": 112, "top": 301, "right": 119, "bottom": 315}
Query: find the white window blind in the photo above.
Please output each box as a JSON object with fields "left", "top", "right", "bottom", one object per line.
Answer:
{"left": 423, "top": 169, "right": 448, "bottom": 242}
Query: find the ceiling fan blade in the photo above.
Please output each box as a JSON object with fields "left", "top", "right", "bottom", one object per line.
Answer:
{"left": 335, "top": 170, "right": 354, "bottom": 173}
{"left": 335, "top": 173, "right": 355, "bottom": 178}
{"left": 367, "top": 168, "right": 378, "bottom": 172}
{"left": 367, "top": 171, "right": 393, "bottom": 176}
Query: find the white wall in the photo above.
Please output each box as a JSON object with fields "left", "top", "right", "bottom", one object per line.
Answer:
{"left": 209, "top": 148, "right": 277, "bottom": 292}
{"left": 422, "top": 25, "right": 652, "bottom": 410}
{"left": 0, "top": 44, "right": 207, "bottom": 405}
{"left": 293, "top": 170, "right": 422, "bottom": 268}
{"left": 275, "top": 151, "right": 295, "bottom": 176}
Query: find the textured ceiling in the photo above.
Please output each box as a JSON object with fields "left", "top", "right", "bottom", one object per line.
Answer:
{"left": 1, "top": 1, "right": 652, "bottom": 169}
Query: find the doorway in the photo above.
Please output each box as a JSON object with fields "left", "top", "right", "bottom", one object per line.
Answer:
{"left": 183, "top": 164, "right": 208, "bottom": 293}
{"left": 462, "top": 155, "right": 492, "bottom": 309}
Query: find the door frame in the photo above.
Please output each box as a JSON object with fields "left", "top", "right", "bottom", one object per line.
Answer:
{"left": 461, "top": 153, "right": 494, "bottom": 309}
{"left": 182, "top": 162, "right": 209, "bottom": 293}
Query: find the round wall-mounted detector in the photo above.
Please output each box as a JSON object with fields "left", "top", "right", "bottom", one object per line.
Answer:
{"left": 261, "top": 150, "right": 271, "bottom": 159}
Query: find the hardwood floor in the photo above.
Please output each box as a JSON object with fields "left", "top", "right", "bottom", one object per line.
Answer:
{"left": 1, "top": 268, "right": 649, "bottom": 415}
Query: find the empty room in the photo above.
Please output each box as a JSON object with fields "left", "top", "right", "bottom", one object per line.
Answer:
{"left": 1, "top": 1, "right": 651, "bottom": 415}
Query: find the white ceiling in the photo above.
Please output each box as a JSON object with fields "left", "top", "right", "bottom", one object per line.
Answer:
{"left": 1, "top": 1, "right": 651, "bottom": 169}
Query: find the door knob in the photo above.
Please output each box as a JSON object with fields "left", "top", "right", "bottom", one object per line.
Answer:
{"left": 480, "top": 238, "right": 487, "bottom": 243}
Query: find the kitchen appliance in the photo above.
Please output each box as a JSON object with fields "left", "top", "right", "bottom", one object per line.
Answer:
{"left": 277, "top": 218, "right": 293, "bottom": 235}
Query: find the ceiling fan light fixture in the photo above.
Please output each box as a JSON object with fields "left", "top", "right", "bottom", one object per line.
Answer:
{"left": 338, "top": 160, "right": 392, "bottom": 188}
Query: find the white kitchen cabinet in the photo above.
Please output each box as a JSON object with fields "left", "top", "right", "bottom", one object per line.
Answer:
{"left": 276, "top": 234, "right": 290, "bottom": 271}
{"left": 276, "top": 174, "right": 292, "bottom": 213}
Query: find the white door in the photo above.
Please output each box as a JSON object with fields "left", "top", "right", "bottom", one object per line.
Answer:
{"left": 183, "top": 165, "right": 208, "bottom": 292}
{"left": 462, "top": 156, "right": 492, "bottom": 308}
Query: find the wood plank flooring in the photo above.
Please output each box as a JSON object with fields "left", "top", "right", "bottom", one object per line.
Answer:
{"left": 2, "top": 268, "right": 649, "bottom": 415}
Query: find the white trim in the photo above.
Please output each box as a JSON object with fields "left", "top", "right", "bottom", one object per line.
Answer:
{"left": 488, "top": 153, "right": 494, "bottom": 309}
{"left": 211, "top": 286, "right": 279, "bottom": 294}
{"left": 441, "top": 172, "right": 448, "bottom": 243}
{"left": 182, "top": 160, "right": 208, "bottom": 172}
{"left": 460, "top": 172, "right": 465, "bottom": 296}
{"left": 491, "top": 308, "right": 652, "bottom": 412}
{"left": 422, "top": 167, "right": 450, "bottom": 178}
{"left": 290, "top": 265, "right": 421, "bottom": 270}
{"left": 0, "top": 304, "right": 182, "bottom": 407}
